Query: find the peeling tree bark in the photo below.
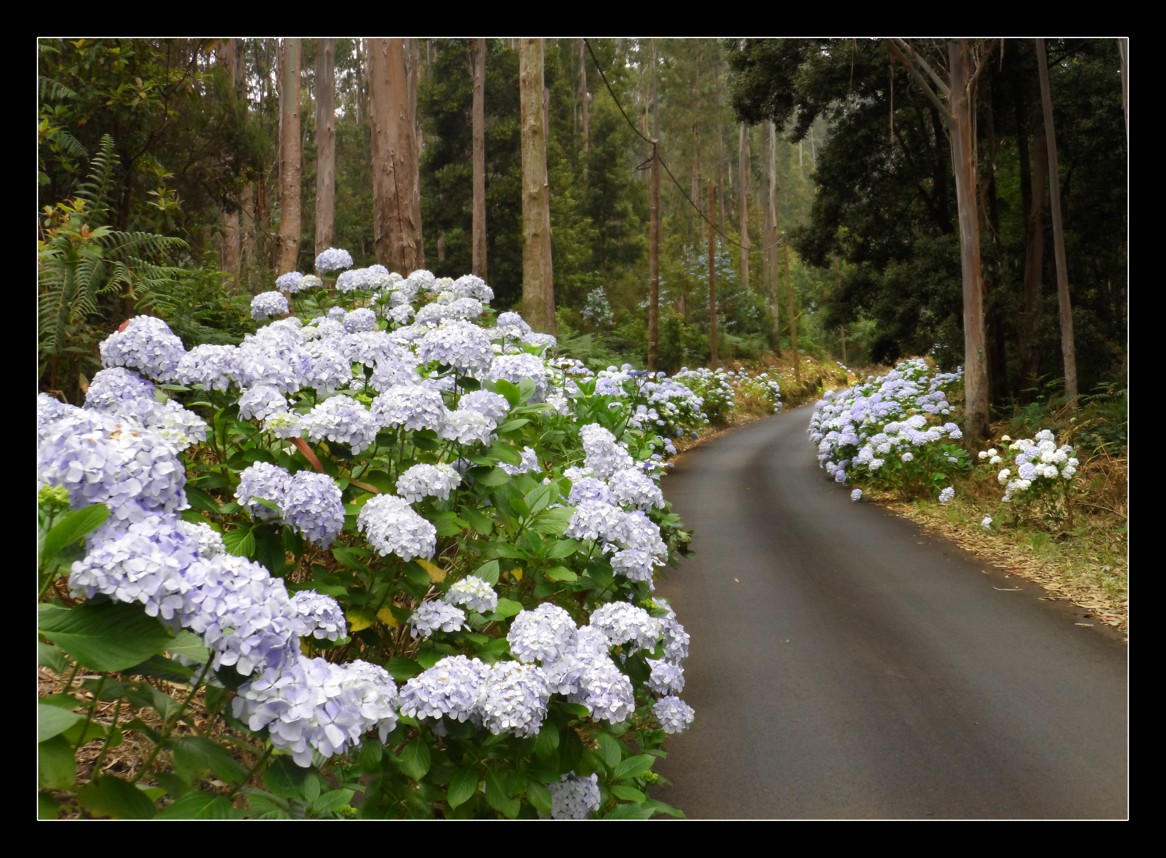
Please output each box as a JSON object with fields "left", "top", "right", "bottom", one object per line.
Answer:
{"left": 277, "top": 38, "right": 303, "bottom": 276}
{"left": 519, "top": 38, "right": 555, "bottom": 334}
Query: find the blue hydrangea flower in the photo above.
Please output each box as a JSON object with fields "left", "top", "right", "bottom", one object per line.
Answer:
{"left": 938, "top": 486, "right": 955, "bottom": 504}
{"left": 850, "top": 488, "right": 863, "bottom": 502}
{"left": 237, "top": 385, "right": 288, "bottom": 422}
{"left": 69, "top": 513, "right": 201, "bottom": 625}
{"left": 181, "top": 553, "right": 300, "bottom": 676}
{"left": 567, "top": 651, "right": 635, "bottom": 723}
{"left": 653, "top": 695, "right": 695, "bottom": 734}
{"left": 99, "top": 316, "right": 185, "bottom": 382}
{"left": 547, "top": 773, "right": 601, "bottom": 820}
{"left": 580, "top": 424, "right": 635, "bottom": 479}
{"left": 398, "top": 655, "right": 489, "bottom": 723}
{"left": 283, "top": 472, "right": 345, "bottom": 548}
{"left": 232, "top": 653, "right": 398, "bottom": 767}
{"left": 251, "top": 291, "right": 290, "bottom": 320}
{"left": 235, "top": 462, "right": 291, "bottom": 522}
{"left": 83, "top": 367, "right": 157, "bottom": 418}
{"left": 289, "top": 590, "right": 348, "bottom": 640}
{"left": 475, "top": 661, "right": 551, "bottom": 738}
{"left": 457, "top": 389, "right": 510, "bottom": 423}
{"left": 588, "top": 602, "right": 662, "bottom": 653}
{"left": 175, "top": 344, "right": 240, "bottom": 391}
{"left": 508, "top": 603, "right": 578, "bottom": 664}
{"left": 357, "top": 494, "right": 436, "bottom": 561}
{"left": 314, "top": 247, "right": 354, "bottom": 273}
{"left": 344, "top": 307, "right": 379, "bottom": 334}
{"left": 646, "top": 657, "right": 686, "bottom": 695}
{"left": 438, "top": 409, "right": 496, "bottom": 446}
{"left": 38, "top": 406, "right": 188, "bottom": 525}
{"left": 275, "top": 271, "right": 305, "bottom": 293}
{"left": 416, "top": 320, "right": 495, "bottom": 377}
{"left": 395, "top": 463, "right": 461, "bottom": 503}
{"left": 408, "top": 601, "right": 467, "bottom": 638}
{"left": 371, "top": 384, "right": 447, "bottom": 433}
{"left": 499, "top": 445, "right": 540, "bottom": 477}
{"left": 302, "top": 395, "right": 379, "bottom": 454}
{"left": 444, "top": 576, "right": 498, "bottom": 614}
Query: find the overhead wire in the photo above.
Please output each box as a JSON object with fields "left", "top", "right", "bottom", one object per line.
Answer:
{"left": 583, "top": 38, "right": 786, "bottom": 254}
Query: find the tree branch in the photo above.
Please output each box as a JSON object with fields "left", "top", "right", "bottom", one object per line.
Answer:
{"left": 886, "top": 39, "right": 951, "bottom": 121}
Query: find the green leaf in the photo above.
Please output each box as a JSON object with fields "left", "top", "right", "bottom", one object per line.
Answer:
{"left": 170, "top": 736, "right": 248, "bottom": 785}
{"left": 37, "top": 641, "right": 68, "bottom": 673}
{"left": 222, "top": 526, "right": 256, "bottom": 558}
{"left": 544, "top": 538, "right": 582, "bottom": 560}
{"left": 488, "top": 441, "right": 524, "bottom": 464}
{"left": 264, "top": 757, "right": 312, "bottom": 798}
{"left": 490, "top": 598, "right": 523, "bottom": 619}
{"left": 166, "top": 630, "right": 210, "bottom": 664}
{"left": 473, "top": 559, "right": 500, "bottom": 584}
{"left": 38, "top": 793, "right": 61, "bottom": 820}
{"left": 384, "top": 656, "right": 422, "bottom": 682}
{"left": 613, "top": 754, "right": 655, "bottom": 781}
{"left": 609, "top": 784, "right": 646, "bottom": 802}
{"left": 473, "top": 467, "right": 512, "bottom": 487}
{"left": 311, "top": 788, "right": 355, "bottom": 816}
{"left": 447, "top": 767, "right": 479, "bottom": 809}
{"left": 525, "top": 779, "right": 553, "bottom": 814}
{"left": 543, "top": 566, "right": 578, "bottom": 582}
{"left": 602, "top": 802, "right": 660, "bottom": 819}
{"left": 38, "top": 702, "right": 84, "bottom": 743}
{"left": 595, "top": 732, "right": 624, "bottom": 770}
{"left": 155, "top": 792, "right": 236, "bottom": 819}
{"left": 524, "top": 483, "right": 555, "bottom": 516}
{"left": 76, "top": 775, "right": 156, "bottom": 819}
{"left": 462, "top": 506, "right": 494, "bottom": 536}
{"left": 529, "top": 505, "right": 574, "bottom": 536}
{"left": 532, "top": 720, "right": 560, "bottom": 760}
{"left": 558, "top": 725, "right": 584, "bottom": 772}
{"left": 397, "top": 740, "right": 431, "bottom": 781}
{"left": 40, "top": 503, "right": 109, "bottom": 565}
{"left": 184, "top": 486, "right": 221, "bottom": 514}
{"left": 37, "top": 735, "right": 75, "bottom": 791}
{"left": 484, "top": 768, "right": 520, "bottom": 818}
{"left": 38, "top": 602, "right": 171, "bottom": 671}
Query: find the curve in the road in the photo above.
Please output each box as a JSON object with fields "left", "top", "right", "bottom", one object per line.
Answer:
{"left": 650, "top": 406, "right": 1127, "bottom": 820}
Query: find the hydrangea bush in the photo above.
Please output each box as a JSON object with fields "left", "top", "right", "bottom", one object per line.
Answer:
{"left": 982, "top": 429, "right": 1080, "bottom": 524}
{"left": 808, "top": 358, "right": 972, "bottom": 499}
{"left": 35, "top": 254, "right": 748, "bottom": 820}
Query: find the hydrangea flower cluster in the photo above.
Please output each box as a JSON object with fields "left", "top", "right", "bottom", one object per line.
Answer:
{"left": 301, "top": 395, "right": 379, "bottom": 455}
{"left": 444, "top": 576, "right": 498, "bottom": 614}
{"left": 357, "top": 494, "right": 436, "bottom": 561}
{"left": 547, "top": 772, "right": 601, "bottom": 819}
{"left": 408, "top": 600, "right": 468, "bottom": 638}
{"left": 232, "top": 654, "right": 398, "bottom": 767}
{"left": 395, "top": 463, "right": 461, "bottom": 503}
{"left": 99, "top": 315, "right": 186, "bottom": 382}
{"left": 808, "top": 358, "right": 967, "bottom": 493}
{"left": 235, "top": 462, "right": 345, "bottom": 547}
{"left": 938, "top": 486, "right": 955, "bottom": 504}
{"left": 314, "top": 247, "right": 355, "bottom": 273}
{"left": 276, "top": 271, "right": 306, "bottom": 293}
{"left": 993, "top": 429, "right": 1079, "bottom": 503}
{"left": 251, "top": 291, "right": 290, "bottom": 321}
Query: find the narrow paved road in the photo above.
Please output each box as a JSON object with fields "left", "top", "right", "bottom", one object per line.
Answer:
{"left": 651, "top": 407, "right": 1128, "bottom": 820}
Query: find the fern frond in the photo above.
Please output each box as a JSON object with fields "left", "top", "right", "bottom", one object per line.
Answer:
{"left": 74, "top": 135, "right": 120, "bottom": 220}
{"left": 38, "top": 74, "right": 76, "bottom": 103}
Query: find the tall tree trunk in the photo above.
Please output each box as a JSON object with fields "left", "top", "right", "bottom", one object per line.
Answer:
{"left": 471, "top": 39, "right": 488, "bottom": 280}
{"left": 707, "top": 180, "right": 718, "bottom": 369}
{"left": 948, "top": 39, "right": 991, "bottom": 440}
{"left": 367, "top": 38, "right": 423, "bottom": 273}
{"left": 785, "top": 240, "right": 799, "bottom": 384}
{"left": 314, "top": 38, "right": 336, "bottom": 256}
{"left": 738, "top": 122, "right": 750, "bottom": 292}
{"left": 1036, "top": 38, "right": 1078, "bottom": 406}
{"left": 216, "top": 38, "right": 242, "bottom": 292}
{"left": 648, "top": 143, "right": 660, "bottom": 371}
{"left": 577, "top": 38, "right": 590, "bottom": 155}
{"left": 766, "top": 121, "right": 781, "bottom": 354}
{"left": 277, "top": 38, "right": 303, "bottom": 275}
{"left": 405, "top": 38, "right": 424, "bottom": 268}
{"left": 519, "top": 38, "right": 555, "bottom": 334}
{"left": 1017, "top": 81, "right": 1047, "bottom": 398}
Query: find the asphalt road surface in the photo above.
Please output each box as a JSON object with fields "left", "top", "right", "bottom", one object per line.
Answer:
{"left": 650, "top": 407, "right": 1128, "bottom": 820}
